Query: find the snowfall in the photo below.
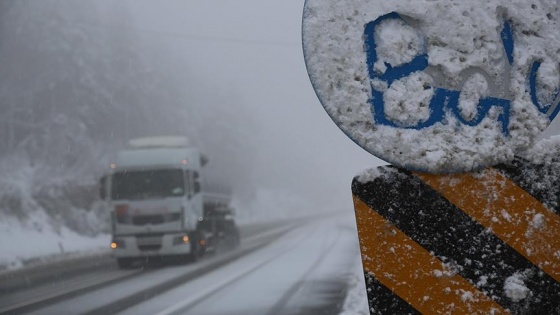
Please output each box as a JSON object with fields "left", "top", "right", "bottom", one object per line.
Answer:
{"left": 3, "top": 1, "right": 560, "bottom": 314}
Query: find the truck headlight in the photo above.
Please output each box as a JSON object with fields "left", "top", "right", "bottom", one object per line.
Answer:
{"left": 111, "top": 239, "right": 126, "bottom": 249}
{"left": 173, "top": 235, "right": 190, "bottom": 245}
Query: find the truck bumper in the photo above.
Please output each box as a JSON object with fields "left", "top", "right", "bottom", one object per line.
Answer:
{"left": 111, "top": 233, "right": 192, "bottom": 258}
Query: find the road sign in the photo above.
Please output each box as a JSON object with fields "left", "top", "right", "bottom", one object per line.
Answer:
{"left": 352, "top": 157, "right": 560, "bottom": 314}
{"left": 303, "top": 1, "right": 560, "bottom": 173}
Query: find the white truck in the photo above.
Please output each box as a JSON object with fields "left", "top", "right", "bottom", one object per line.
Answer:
{"left": 99, "top": 137, "right": 239, "bottom": 268}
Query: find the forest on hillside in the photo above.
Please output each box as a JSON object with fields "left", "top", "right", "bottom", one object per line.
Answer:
{"left": 0, "top": 1, "right": 257, "bottom": 235}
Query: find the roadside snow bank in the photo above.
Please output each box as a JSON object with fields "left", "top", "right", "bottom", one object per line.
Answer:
{"left": 0, "top": 160, "right": 110, "bottom": 270}
{"left": 0, "top": 212, "right": 109, "bottom": 270}
{"left": 339, "top": 257, "right": 369, "bottom": 315}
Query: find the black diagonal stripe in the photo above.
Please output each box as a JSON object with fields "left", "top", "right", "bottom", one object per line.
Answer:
{"left": 363, "top": 272, "right": 421, "bottom": 315}
{"left": 496, "top": 157, "right": 560, "bottom": 215}
{"left": 352, "top": 167, "right": 560, "bottom": 315}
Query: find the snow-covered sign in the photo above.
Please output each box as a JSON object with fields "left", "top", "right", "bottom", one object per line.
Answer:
{"left": 303, "top": 1, "right": 560, "bottom": 173}
{"left": 352, "top": 157, "right": 560, "bottom": 314}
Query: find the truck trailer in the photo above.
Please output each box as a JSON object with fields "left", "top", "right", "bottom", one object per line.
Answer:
{"left": 99, "top": 137, "right": 239, "bottom": 268}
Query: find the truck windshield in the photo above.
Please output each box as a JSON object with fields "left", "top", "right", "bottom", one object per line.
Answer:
{"left": 111, "top": 169, "right": 184, "bottom": 200}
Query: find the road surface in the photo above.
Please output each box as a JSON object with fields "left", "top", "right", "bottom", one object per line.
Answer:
{"left": 0, "top": 215, "right": 359, "bottom": 315}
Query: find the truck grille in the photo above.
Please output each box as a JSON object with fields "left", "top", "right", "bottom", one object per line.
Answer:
{"left": 117, "top": 213, "right": 181, "bottom": 225}
{"left": 136, "top": 235, "right": 162, "bottom": 251}
{"left": 138, "top": 244, "right": 162, "bottom": 251}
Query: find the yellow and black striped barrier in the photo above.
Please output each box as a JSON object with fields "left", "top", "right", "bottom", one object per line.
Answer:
{"left": 352, "top": 158, "right": 560, "bottom": 314}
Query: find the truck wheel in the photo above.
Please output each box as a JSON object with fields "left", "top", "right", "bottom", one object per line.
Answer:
{"left": 186, "top": 232, "right": 201, "bottom": 263}
{"left": 117, "top": 258, "right": 134, "bottom": 269}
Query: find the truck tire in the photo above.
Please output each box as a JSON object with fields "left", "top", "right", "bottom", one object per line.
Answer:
{"left": 187, "top": 232, "right": 201, "bottom": 263}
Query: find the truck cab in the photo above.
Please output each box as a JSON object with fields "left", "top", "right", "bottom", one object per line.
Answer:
{"left": 99, "top": 137, "right": 237, "bottom": 268}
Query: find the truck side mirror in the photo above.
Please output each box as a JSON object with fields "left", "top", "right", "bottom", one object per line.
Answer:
{"left": 193, "top": 172, "right": 201, "bottom": 193}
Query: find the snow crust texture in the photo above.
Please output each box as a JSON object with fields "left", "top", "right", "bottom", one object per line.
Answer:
{"left": 303, "top": 0, "right": 560, "bottom": 173}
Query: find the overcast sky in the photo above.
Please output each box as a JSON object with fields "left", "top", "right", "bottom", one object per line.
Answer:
{"left": 90, "top": 0, "right": 560, "bottom": 209}
{"left": 102, "top": 0, "right": 382, "bottom": 209}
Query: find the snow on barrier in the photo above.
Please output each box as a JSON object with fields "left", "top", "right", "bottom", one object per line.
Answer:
{"left": 303, "top": 1, "right": 560, "bottom": 173}
{"left": 302, "top": 1, "right": 560, "bottom": 314}
{"left": 352, "top": 158, "right": 560, "bottom": 314}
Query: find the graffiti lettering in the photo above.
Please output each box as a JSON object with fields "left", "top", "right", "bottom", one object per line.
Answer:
{"left": 364, "top": 12, "right": 560, "bottom": 136}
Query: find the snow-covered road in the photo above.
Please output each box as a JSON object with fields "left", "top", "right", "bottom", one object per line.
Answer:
{"left": 2, "top": 215, "right": 362, "bottom": 315}
{"left": 120, "top": 215, "right": 358, "bottom": 315}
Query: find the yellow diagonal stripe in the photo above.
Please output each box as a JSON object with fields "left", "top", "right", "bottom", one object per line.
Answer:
{"left": 353, "top": 197, "right": 508, "bottom": 315}
{"left": 416, "top": 169, "right": 560, "bottom": 283}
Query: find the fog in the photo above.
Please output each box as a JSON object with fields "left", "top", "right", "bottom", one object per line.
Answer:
{"left": 2, "top": 0, "right": 559, "bottom": 235}
{"left": 0, "top": 0, "right": 379, "bottom": 233}
{"left": 120, "top": 0, "right": 381, "bottom": 205}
